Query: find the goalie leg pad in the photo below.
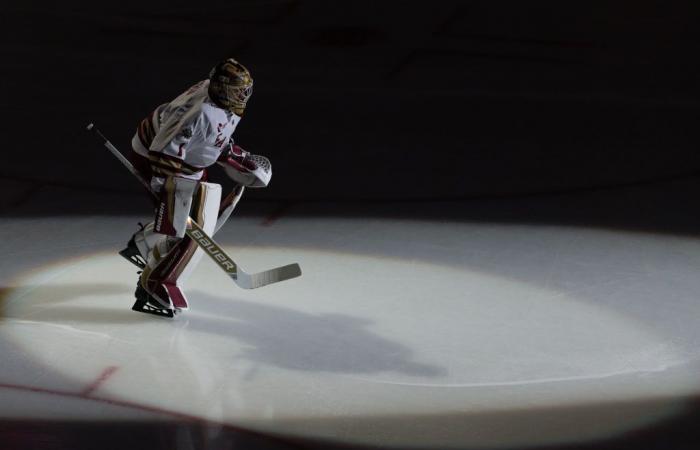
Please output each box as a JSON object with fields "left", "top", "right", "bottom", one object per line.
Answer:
{"left": 153, "top": 176, "right": 198, "bottom": 238}
{"left": 139, "top": 182, "right": 222, "bottom": 310}
{"left": 120, "top": 222, "right": 159, "bottom": 269}
{"left": 132, "top": 222, "right": 161, "bottom": 261}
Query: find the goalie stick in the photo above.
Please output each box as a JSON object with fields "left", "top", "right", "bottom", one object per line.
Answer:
{"left": 86, "top": 123, "right": 301, "bottom": 289}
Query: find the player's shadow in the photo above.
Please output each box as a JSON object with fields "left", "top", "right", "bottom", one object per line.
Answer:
{"left": 1, "top": 283, "right": 447, "bottom": 379}
{"left": 186, "top": 291, "right": 447, "bottom": 378}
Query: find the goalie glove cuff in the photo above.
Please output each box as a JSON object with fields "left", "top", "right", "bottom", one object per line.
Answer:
{"left": 217, "top": 144, "right": 272, "bottom": 188}
{"left": 219, "top": 143, "right": 256, "bottom": 168}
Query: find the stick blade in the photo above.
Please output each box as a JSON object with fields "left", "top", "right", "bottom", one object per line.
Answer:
{"left": 235, "top": 263, "right": 302, "bottom": 289}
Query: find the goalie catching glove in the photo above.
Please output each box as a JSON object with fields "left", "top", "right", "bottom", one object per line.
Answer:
{"left": 218, "top": 143, "right": 271, "bottom": 188}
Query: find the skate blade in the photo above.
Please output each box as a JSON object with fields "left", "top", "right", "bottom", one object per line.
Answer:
{"left": 132, "top": 300, "right": 175, "bottom": 318}
{"left": 119, "top": 248, "right": 146, "bottom": 269}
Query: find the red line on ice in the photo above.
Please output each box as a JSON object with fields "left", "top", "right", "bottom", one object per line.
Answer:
{"left": 261, "top": 202, "right": 292, "bottom": 227}
{"left": 0, "top": 381, "right": 196, "bottom": 421}
{"left": 0, "top": 382, "right": 306, "bottom": 448}
{"left": 81, "top": 366, "right": 119, "bottom": 397}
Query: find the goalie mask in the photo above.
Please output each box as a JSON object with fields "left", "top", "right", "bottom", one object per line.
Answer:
{"left": 208, "top": 58, "right": 253, "bottom": 116}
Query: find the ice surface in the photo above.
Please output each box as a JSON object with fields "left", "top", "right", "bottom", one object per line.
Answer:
{"left": 1, "top": 211, "right": 700, "bottom": 448}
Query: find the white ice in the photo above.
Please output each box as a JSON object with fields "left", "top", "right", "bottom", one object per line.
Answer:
{"left": 1, "top": 206, "right": 700, "bottom": 448}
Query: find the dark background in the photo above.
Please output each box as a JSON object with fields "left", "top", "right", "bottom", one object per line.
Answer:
{"left": 2, "top": 0, "right": 699, "bottom": 203}
{"left": 2, "top": 3, "right": 700, "bottom": 449}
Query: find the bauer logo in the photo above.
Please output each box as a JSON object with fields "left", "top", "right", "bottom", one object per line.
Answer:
{"left": 156, "top": 203, "right": 166, "bottom": 231}
{"left": 190, "top": 229, "right": 235, "bottom": 272}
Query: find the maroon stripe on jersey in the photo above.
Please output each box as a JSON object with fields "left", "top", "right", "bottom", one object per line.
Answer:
{"left": 144, "top": 111, "right": 157, "bottom": 138}
{"left": 152, "top": 152, "right": 203, "bottom": 173}
{"left": 129, "top": 150, "right": 153, "bottom": 181}
{"left": 150, "top": 159, "right": 198, "bottom": 175}
{"left": 137, "top": 126, "right": 151, "bottom": 150}
{"left": 148, "top": 108, "right": 158, "bottom": 130}
{"left": 149, "top": 161, "right": 195, "bottom": 177}
{"left": 138, "top": 121, "right": 154, "bottom": 149}
{"left": 136, "top": 108, "right": 158, "bottom": 149}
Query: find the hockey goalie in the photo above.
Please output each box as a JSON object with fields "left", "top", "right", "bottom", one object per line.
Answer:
{"left": 120, "top": 58, "right": 271, "bottom": 317}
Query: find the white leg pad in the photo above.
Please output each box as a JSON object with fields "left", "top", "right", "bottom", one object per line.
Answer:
{"left": 176, "top": 182, "right": 221, "bottom": 287}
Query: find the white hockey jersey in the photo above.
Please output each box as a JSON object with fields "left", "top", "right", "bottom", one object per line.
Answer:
{"left": 132, "top": 80, "right": 241, "bottom": 180}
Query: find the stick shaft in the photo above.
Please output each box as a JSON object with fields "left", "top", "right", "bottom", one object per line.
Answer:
{"left": 102, "top": 139, "right": 154, "bottom": 196}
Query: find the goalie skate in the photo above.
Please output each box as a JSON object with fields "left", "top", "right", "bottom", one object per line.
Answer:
{"left": 119, "top": 235, "right": 146, "bottom": 269}
{"left": 132, "top": 283, "right": 177, "bottom": 318}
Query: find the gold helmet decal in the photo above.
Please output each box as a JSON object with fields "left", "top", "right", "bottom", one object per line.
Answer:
{"left": 208, "top": 58, "right": 253, "bottom": 115}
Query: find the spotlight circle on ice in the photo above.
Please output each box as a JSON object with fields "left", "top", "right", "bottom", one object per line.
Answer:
{"left": 2, "top": 219, "right": 700, "bottom": 449}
